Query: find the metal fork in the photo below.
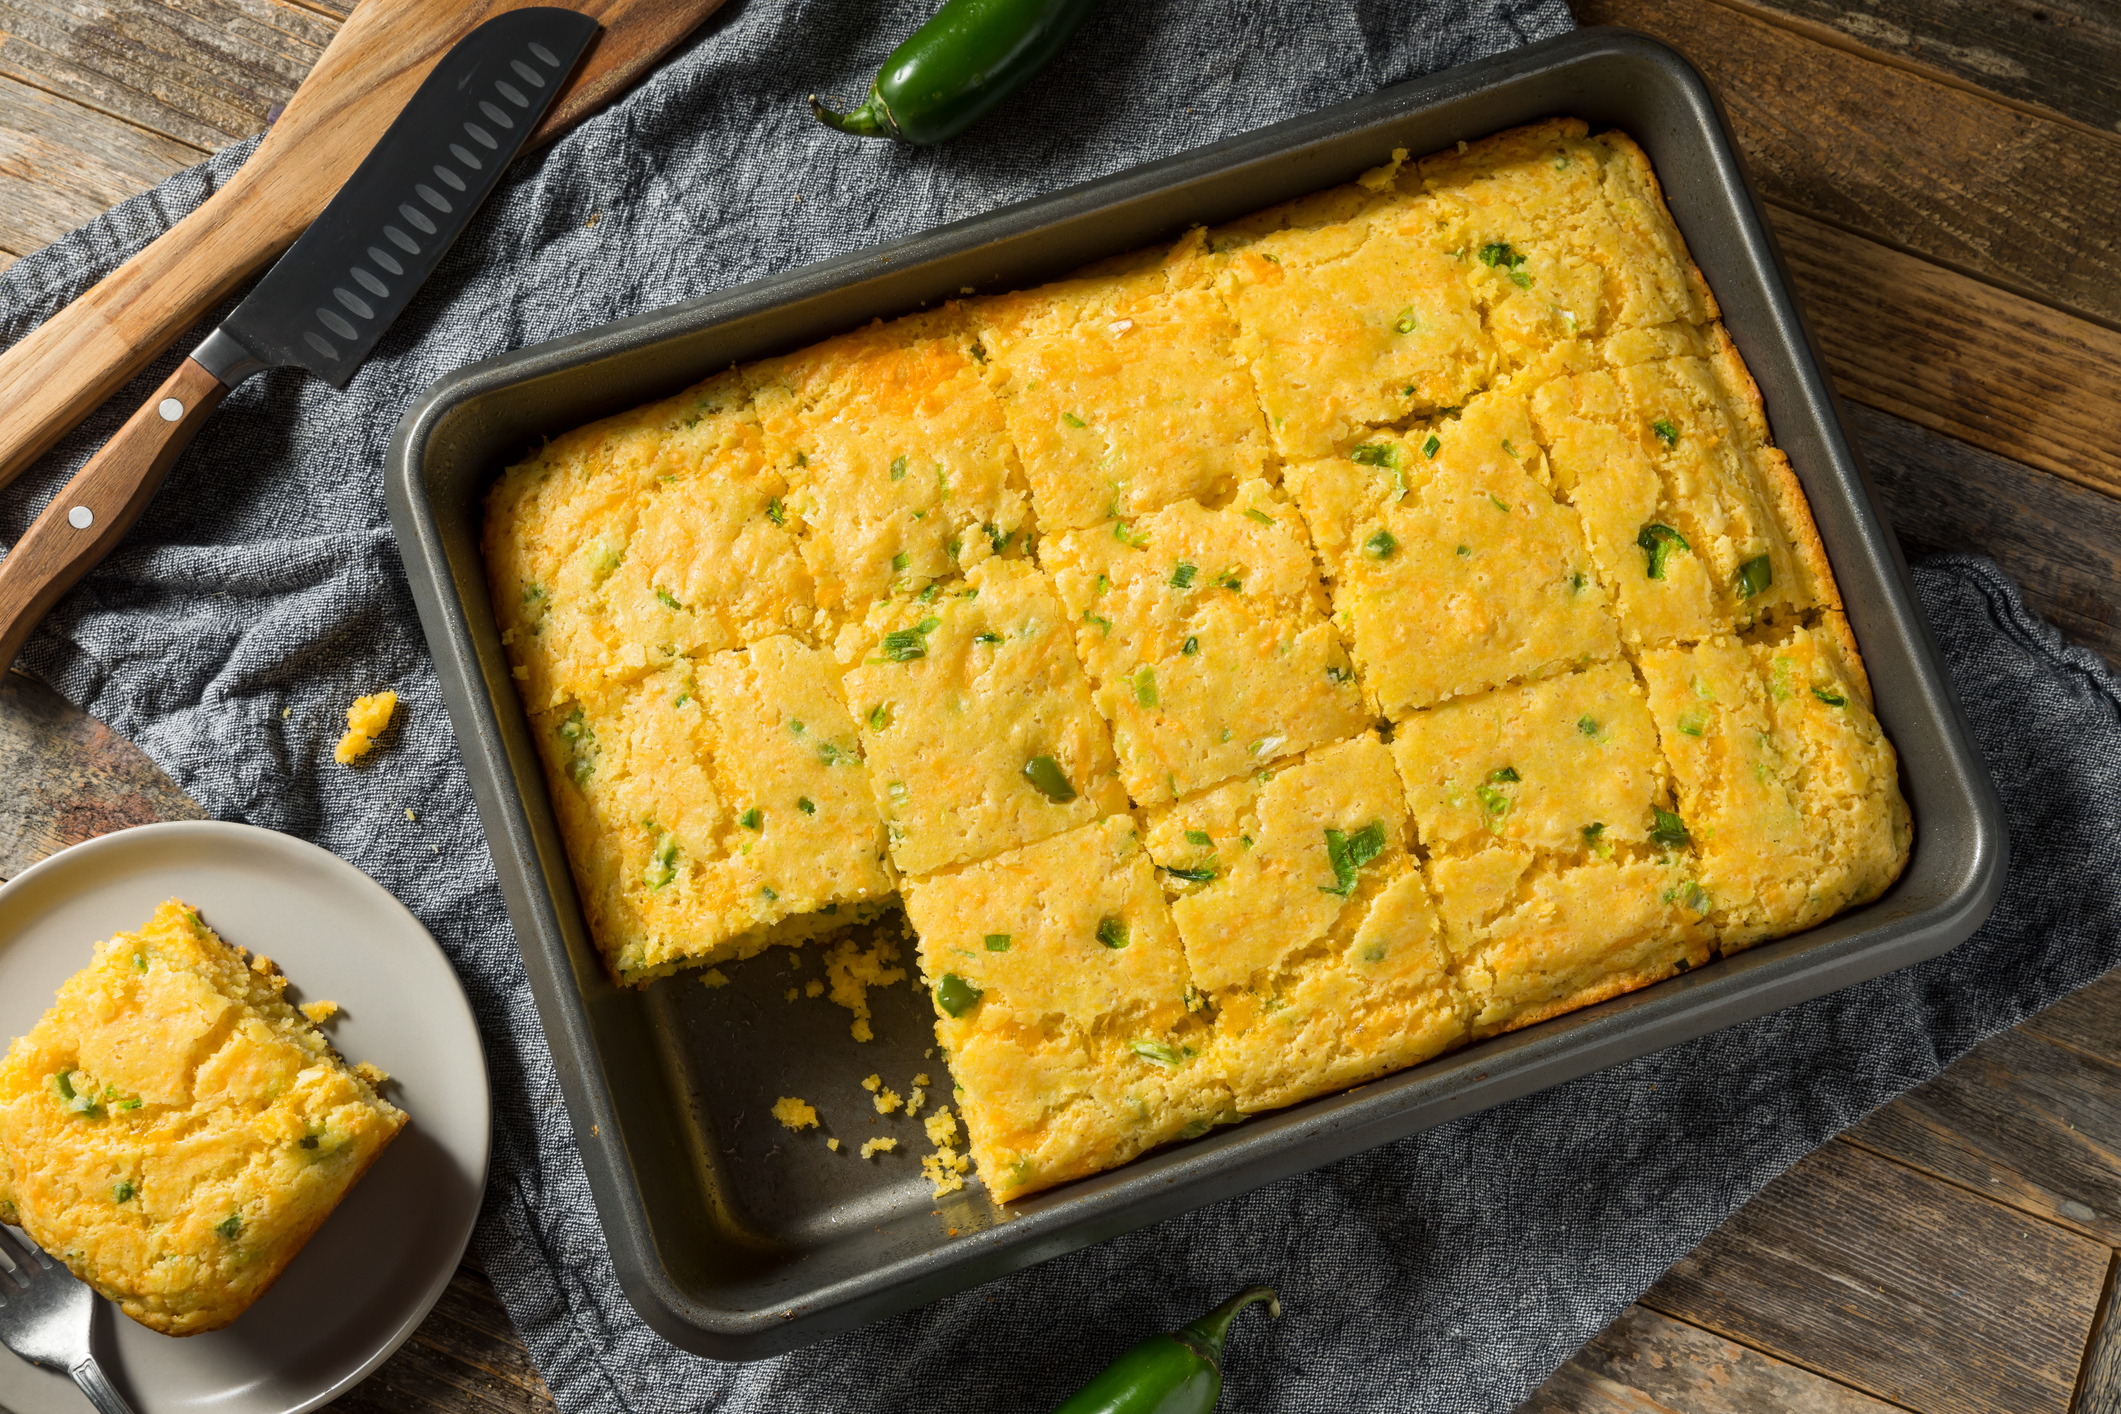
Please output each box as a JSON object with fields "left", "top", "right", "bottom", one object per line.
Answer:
{"left": 0, "top": 1224, "right": 138, "bottom": 1414}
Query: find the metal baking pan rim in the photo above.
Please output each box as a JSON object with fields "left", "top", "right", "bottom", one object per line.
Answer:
{"left": 387, "top": 24, "right": 2008, "bottom": 1358}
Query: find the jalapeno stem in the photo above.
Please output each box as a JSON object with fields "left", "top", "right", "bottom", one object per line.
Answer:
{"left": 1175, "top": 1284, "right": 1280, "bottom": 1363}
{"left": 809, "top": 90, "right": 900, "bottom": 141}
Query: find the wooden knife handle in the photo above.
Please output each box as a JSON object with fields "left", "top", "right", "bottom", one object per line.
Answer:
{"left": 0, "top": 359, "right": 230, "bottom": 671}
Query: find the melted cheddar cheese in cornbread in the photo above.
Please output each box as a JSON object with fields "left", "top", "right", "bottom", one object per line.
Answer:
{"left": 0, "top": 901, "right": 405, "bottom": 1334}
{"left": 483, "top": 117, "right": 1911, "bottom": 1202}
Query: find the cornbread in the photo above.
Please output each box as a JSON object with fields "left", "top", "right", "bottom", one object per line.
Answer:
{"left": 484, "top": 117, "right": 1911, "bottom": 1203}
{"left": 0, "top": 902, "right": 405, "bottom": 1335}
{"left": 334, "top": 689, "right": 397, "bottom": 764}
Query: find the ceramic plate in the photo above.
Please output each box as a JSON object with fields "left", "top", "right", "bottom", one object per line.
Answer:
{"left": 0, "top": 821, "right": 490, "bottom": 1414}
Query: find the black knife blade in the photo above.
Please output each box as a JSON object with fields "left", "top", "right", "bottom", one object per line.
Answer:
{"left": 195, "top": 7, "right": 600, "bottom": 390}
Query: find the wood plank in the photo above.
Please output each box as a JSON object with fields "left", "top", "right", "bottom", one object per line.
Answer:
{"left": 1727, "top": 0, "right": 2121, "bottom": 140}
{"left": 1771, "top": 205, "right": 2121, "bottom": 504}
{"left": 0, "top": 668, "right": 206, "bottom": 881}
{"left": 1849, "top": 403, "right": 2121, "bottom": 668}
{"left": 1573, "top": 0, "right": 2121, "bottom": 332}
{"left": 1641, "top": 1139, "right": 2110, "bottom": 1414}
{"left": 330, "top": 1265, "right": 556, "bottom": 1414}
{"left": 1844, "top": 1026, "right": 2121, "bottom": 1246}
{"left": 0, "top": 0, "right": 333, "bottom": 149}
{"left": 0, "top": 71, "right": 200, "bottom": 250}
{"left": 2023, "top": 970, "right": 2121, "bottom": 1069}
{"left": 1535, "top": 1305, "right": 1910, "bottom": 1413}
{"left": 2080, "top": 1264, "right": 2121, "bottom": 1414}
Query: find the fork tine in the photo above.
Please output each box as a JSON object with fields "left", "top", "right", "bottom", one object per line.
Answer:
{"left": 0, "top": 1224, "right": 23, "bottom": 1272}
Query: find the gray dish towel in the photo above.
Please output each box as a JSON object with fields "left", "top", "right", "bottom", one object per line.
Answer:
{"left": 5, "top": 1, "right": 2118, "bottom": 1409}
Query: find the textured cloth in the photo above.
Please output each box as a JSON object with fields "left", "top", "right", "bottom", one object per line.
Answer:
{"left": 5, "top": 0, "right": 2118, "bottom": 1408}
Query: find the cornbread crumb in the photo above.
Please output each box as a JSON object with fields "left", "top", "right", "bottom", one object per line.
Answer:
{"left": 905, "top": 1086, "right": 926, "bottom": 1118}
{"left": 914, "top": 1072, "right": 931, "bottom": 1086}
{"left": 354, "top": 1061, "right": 390, "bottom": 1087}
{"left": 700, "top": 969, "right": 730, "bottom": 988}
{"left": 861, "top": 1073, "right": 882, "bottom": 1092}
{"left": 299, "top": 999, "right": 339, "bottom": 1024}
{"left": 828, "top": 1137, "right": 841, "bottom": 1151}
{"left": 334, "top": 690, "right": 398, "bottom": 765}
{"left": 784, "top": 987, "right": 798, "bottom": 1002}
{"left": 0, "top": 901, "right": 406, "bottom": 1335}
{"left": 920, "top": 1106, "right": 972, "bottom": 1196}
{"left": 771, "top": 1096, "right": 819, "bottom": 1131}
{"left": 824, "top": 936, "right": 906, "bottom": 1042}
{"left": 804, "top": 979, "right": 824, "bottom": 998}
{"left": 872, "top": 1085, "right": 903, "bottom": 1114}
{"left": 858, "top": 1137, "right": 898, "bottom": 1159}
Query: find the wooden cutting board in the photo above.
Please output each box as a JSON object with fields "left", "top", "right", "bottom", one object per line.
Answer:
{"left": 0, "top": 0, "right": 728, "bottom": 492}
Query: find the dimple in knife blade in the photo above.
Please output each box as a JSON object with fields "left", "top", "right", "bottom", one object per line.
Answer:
{"left": 0, "top": 7, "right": 600, "bottom": 669}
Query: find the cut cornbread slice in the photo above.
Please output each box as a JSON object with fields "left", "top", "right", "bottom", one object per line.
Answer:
{"left": 1427, "top": 850, "right": 1711, "bottom": 1038}
{"left": 1221, "top": 190, "right": 1496, "bottom": 460}
{"left": 1639, "top": 622, "right": 1908, "bottom": 948}
{"left": 1411, "top": 119, "right": 1716, "bottom": 362}
{"left": 537, "top": 638, "right": 896, "bottom": 985}
{"left": 1142, "top": 736, "right": 1468, "bottom": 1112}
{"left": 0, "top": 901, "right": 406, "bottom": 1335}
{"left": 747, "top": 309, "right": 1036, "bottom": 629}
{"left": 840, "top": 558, "right": 1129, "bottom": 876}
{"left": 903, "top": 817, "right": 1231, "bottom": 1202}
{"left": 973, "top": 235, "right": 1273, "bottom": 531}
{"left": 1285, "top": 392, "right": 1620, "bottom": 717}
{"left": 1042, "top": 481, "right": 1366, "bottom": 805}
{"left": 1390, "top": 660, "right": 1667, "bottom": 853}
{"left": 483, "top": 370, "right": 815, "bottom": 711}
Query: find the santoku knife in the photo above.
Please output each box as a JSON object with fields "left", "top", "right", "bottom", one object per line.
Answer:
{"left": 0, "top": 6, "right": 600, "bottom": 670}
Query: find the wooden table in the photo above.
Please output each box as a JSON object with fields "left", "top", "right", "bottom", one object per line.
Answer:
{"left": 3, "top": 0, "right": 2120, "bottom": 1409}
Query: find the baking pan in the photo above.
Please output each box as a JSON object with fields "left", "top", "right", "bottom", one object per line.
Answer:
{"left": 386, "top": 25, "right": 2008, "bottom": 1358}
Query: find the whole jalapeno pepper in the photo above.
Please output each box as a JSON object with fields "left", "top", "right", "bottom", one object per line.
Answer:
{"left": 810, "top": 0, "right": 1103, "bottom": 145}
{"left": 1050, "top": 1285, "right": 1280, "bottom": 1414}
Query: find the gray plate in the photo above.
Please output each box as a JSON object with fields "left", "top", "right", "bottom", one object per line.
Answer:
{"left": 385, "top": 26, "right": 2008, "bottom": 1360}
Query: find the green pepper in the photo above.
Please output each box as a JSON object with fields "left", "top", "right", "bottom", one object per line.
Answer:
{"left": 1051, "top": 1284, "right": 1279, "bottom": 1414}
{"left": 811, "top": 0, "right": 1103, "bottom": 146}
{"left": 1023, "top": 754, "right": 1078, "bottom": 803}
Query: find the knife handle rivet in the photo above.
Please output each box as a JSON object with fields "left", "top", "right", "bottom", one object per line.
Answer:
{"left": 67, "top": 506, "right": 94, "bottom": 530}
{"left": 158, "top": 398, "right": 184, "bottom": 422}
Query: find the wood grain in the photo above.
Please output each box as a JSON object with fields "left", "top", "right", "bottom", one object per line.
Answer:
{"left": 1641, "top": 1140, "right": 2111, "bottom": 1414}
{"left": 329, "top": 1264, "right": 556, "bottom": 1414}
{"left": 1551, "top": 1305, "right": 1906, "bottom": 1413}
{"left": 2080, "top": 1265, "right": 2121, "bottom": 1414}
{"left": 2023, "top": 970, "right": 2121, "bottom": 1069}
{"left": 1771, "top": 205, "right": 2121, "bottom": 503}
{"left": 1575, "top": 0, "right": 2121, "bottom": 332}
{"left": 0, "top": 71, "right": 202, "bottom": 249}
{"left": 1728, "top": 0, "right": 2121, "bottom": 139}
{"left": 1849, "top": 403, "right": 2121, "bottom": 668}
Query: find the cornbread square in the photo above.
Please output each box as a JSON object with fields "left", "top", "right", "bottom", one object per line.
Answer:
{"left": 974, "top": 236, "right": 1274, "bottom": 530}
{"left": 840, "top": 558, "right": 1129, "bottom": 876}
{"left": 1142, "top": 736, "right": 1468, "bottom": 1112}
{"left": 538, "top": 637, "right": 896, "bottom": 984}
{"left": 1285, "top": 391, "right": 1620, "bottom": 717}
{"left": 484, "top": 370, "right": 816, "bottom": 711}
{"left": 747, "top": 310, "right": 1036, "bottom": 628}
{"left": 1639, "top": 622, "right": 1908, "bottom": 948}
{"left": 903, "top": 817, "right": 1231, "bottom": 1202}
{"left": 1220, "top": 189, "right": 1495, "bottom": 460}
{"left": 0, "top": 901, "right": 405, "bottom": 1335}
{"left": 1428, "top": 850, "right": 1712, "bottom": 1038}
{"left": 1041, "top": 481, "right": 1366, "bottom": 805}
{"left": 1391, "top": 660, "right": 1667, "bottom": 853}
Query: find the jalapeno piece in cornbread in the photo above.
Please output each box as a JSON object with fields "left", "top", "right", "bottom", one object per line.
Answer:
{"left": 1043, "top": 480, "right": 1365, "bottom": 805}
{"left": 0, "top": 901, "right": 405, "bottom": 1335}
{"left": 842, "top": 558, "right": 1127, "bottom": 877}
{"left": 1286, "top": 392, "right": 1620, "bottom": 718}
{"left": 974, "top": 234, "right": 1273, "bottom": 532}
{"left": 1639, "top": 621, "right": 1908, "bottom": 949}
{"left": 538, "top": 637, "right": 896, "bottom": 985}
{"left": 903, "top": 817, "right": 1231, "bottom": 1202}
{"left": 747, "top": 309, "right": 1034, "bottom": 630}
{"left": 1143, "top": 736, "right": 1468, "bottom": 1113}
{"left": 484, "top": 370, "right": 816, "bottom": 712}
{"left": 1391, "top": 661, "right": 1667, "bottom": 853}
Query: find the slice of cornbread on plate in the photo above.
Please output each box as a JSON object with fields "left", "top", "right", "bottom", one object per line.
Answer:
{"left": 1285, "top": 390, "right": 1621, "bottom": 719}
{"left": 973, "top": 233, "right": 1273, "bottom": 532}
{"left": 536, "top": 637, "right": 896, "bottom": 985}
{"left": 1391, "top": 660, "right": 1669, "bottom": 854}
{"left": 1042, "top": 479, "right": 1366, "bottom": 806}
{"left": 840, "top": 558, "right": 1128, "bottom": 877}
{"left": 1638, "top": 621, "right": 1908, "bottom": 950}
{"left": 1142, "top": 735, "right": 1469, "bottom": 1114}
{"left": 746, "top": 309, "right": 1036, "bottom": 630}
{"left": 903, "top": 816, "right": 1231, "bottom": 1203}
{"left": 0, "top": 900, "right": 405, "bottom": 1336}
{"left": 483, "top": 369, "right": 816, "bottom": 712}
